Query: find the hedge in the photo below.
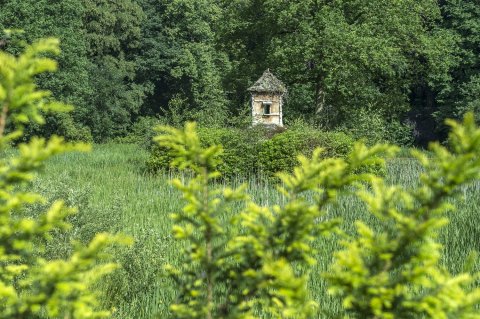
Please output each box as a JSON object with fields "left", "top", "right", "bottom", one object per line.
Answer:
{"left": 147, "top": 126, "right": 355, "bottom": 178}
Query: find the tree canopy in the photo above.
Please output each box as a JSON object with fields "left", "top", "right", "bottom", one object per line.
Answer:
{"left": 0, "top": 0, "right": 477, "bottom": 143}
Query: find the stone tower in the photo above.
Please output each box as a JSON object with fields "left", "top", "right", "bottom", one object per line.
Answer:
{"left": 248, "top": 69, "right": 287, "bottom": 127}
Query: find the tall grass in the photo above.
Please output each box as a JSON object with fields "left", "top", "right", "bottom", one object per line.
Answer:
{"left": 34, "top": 143, "right": 480, "bottom": 318}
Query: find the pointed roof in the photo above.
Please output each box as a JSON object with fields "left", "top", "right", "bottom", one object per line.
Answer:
{"left": 248, "top": 69, "right": 287, "bottom": 94}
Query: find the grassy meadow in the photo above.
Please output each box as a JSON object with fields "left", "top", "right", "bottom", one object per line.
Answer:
{"left": 33, "top": 143, "right": 480, "bottom": 318}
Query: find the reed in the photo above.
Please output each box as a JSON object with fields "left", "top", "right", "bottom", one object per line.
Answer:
{"left": 34, "top": 143, "right": 480, "bottom": 318}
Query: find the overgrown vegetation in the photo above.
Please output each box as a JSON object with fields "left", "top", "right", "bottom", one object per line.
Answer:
{"left": 0, "top": 1, "right": 479, "bottom": 143}
{"left": 26, "top": 141, "right": 480, "bottom": 318}
{"left": 2, "top": 4, "right": 480, "bottom": 317}
{"left": 0, "top": 37, "right": 128, "bottom": 318}
{"left": 155, "top": 122, "right": 389, "bottom": 318}
{"left": 147, "top": 125, "right": 354, "bottom": 178}
{"left": 153, "top": 113, "right": 480, "bottom": 318}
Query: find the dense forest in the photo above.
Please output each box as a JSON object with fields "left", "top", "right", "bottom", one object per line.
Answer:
{"left": 0, "top": 0, "right": 479, "bottom": 145}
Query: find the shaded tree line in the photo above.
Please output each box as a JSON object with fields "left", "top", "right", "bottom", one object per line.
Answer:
{"left": 0, "top": 0, "right": 478, "bottom": 144}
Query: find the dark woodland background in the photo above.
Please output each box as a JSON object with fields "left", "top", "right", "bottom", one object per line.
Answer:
{"left": 1, "top": 0, "right": 478, "bottom": 146}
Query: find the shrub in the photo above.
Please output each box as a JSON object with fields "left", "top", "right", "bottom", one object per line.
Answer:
{"left": 342, "top": 107, "right": 414, "bottom": 146}
{"left": 147, "top": 127, "right": 261, "bottom": 178}
{"left": 54, "top": 113, "right": 94, "bottom": 142}
{"left": 157, "top": 113, "right": 480, "bottom": 318}
{"left": 197, "top": 127, "right": 264, "bottom": 177}
{"left": 384, "top": 118, "right": 415, "bottom": 146}
{"left": 21, "top": 111, "right": 93, "bottom": 143}
{"left": 147, "top": 127, "right": 261, "bottom": 177}
{"left": 0, "top": 37, "right": 129, "bottom": 318}
{"left": 155, "top": 123, "right": 388, "bottom": 318}
{"left": 327, "top": 113, "right": 480, "bottom": 318}
{"left": 117, "top": 116, "right": 163, "bottom": 148}
{"left": 147, "top": 126, "right": 354, "bottom": 178}
{"left": 259, "top": 128, "right": 354, "bottom": 175}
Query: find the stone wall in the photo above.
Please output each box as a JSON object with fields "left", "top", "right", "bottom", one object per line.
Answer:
{"left": 251, "top": 93, "right": 283, "bottom": 126}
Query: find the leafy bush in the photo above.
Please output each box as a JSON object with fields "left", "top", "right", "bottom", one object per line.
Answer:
{"left": 117, "top": 116, "right": 163, "bottom": 148}
{"left": 259, "top": 128, "right": 354, "bottom": 175}
{"left": 342, "top": 107, "right": 414, "bottom": 146}
{"left": 155, "top": 123, "right": 379, "bottom": 318}
{"left": 147, "top": 126, "right": 354, "bottom": 178}
{"left": 51, "top": 113, "right": 93, "bottom": 142}
{"left": 0, "top": 38, "right": 129, "bottom": 318}
{"left": 19, "top": 107, "right": 93, "bottom": 144}
{"left": 147, "top": 127, "right": 265, "bottom": 177}
{"left": 157, "top": 113, "right": 480, "bottom": 318}
{"left": 198, "top": 127, "right": 265, "bottom": 177}
{"left": 327, "top": 114, "right": 480, "bottom": 318}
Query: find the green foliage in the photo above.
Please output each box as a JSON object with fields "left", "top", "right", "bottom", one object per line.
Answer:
{"left": 147, "top": 126, "right": 248, "bottom": 177}
{"left": 0, "top": 0, "right": 147, "bottom": 142}
{"left": 0, "top": 1, "right": 93, "bottom": 139}
{"left": 196, "top": 127, "right": 264, "bottom": 177}
{"left": 148, "top": 126, "right": 354, "bottom": 178}
{"left": 2, "top": 0, "right": 478, "bottom": 145}
{"left": 434, "top": 0, "right": 480, "bottom": 134}
{"left": 155, "top": 122, "right": 393, "bottom": 318}
{"left": 3, "top": 0, "right": 480, "bottom": 145}
{"left": 81, "top": 0, "right": 147, "bottom": 141}
{"left": 383, "top": 120, "right": 415, "bottom": 147}
{"left": 220, "top": 0, "right": 455, "bottom": 130}
{"left": 137, "top": 0, "right": 229, "bottom": 127}
{"left": 0, "top": 38, "right": 129, "bottom": 318}
{"left": 50, "top": 113, "right": 93, "bottom": 143}
{"left": 259, "top": 128, "right": 354, "bottom": 175}
{"left": 327, "top": 113, "right": 480, "bottom": 318}
{"left": 341, "top": 108, "right": 414, "bottom": 146}
{"left": 157, "top": 113, "right": 480, "bottom": 318}
{"left": 23, "top": 113, "right": 94, "bottom": 143}
{"left": 116, "top": 116, "right": 163, "bottom": 148}
{"left": 147, "top": 127, "right": 259, "bottom": 177}
{"left": 21, "top": 141, "right": 480, "bottom": 318}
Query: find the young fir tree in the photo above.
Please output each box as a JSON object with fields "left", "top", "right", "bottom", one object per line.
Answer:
{"left": 327, "top": 113, "right": 480, "bottom": 318}
{"left": 156, "top": 123, "right": 395, "bottom": 318}
{"left": 0, "top": 37, "right": 129, "bottom": 318}
{"left": 158, "top": 114, "right": 480, "bottom": 318}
